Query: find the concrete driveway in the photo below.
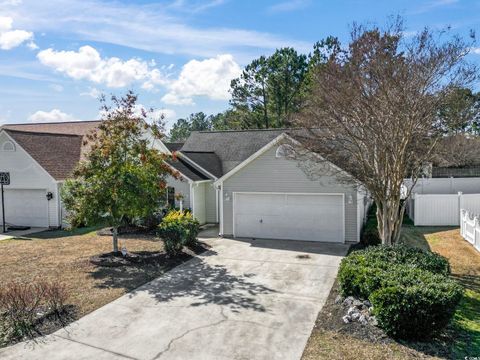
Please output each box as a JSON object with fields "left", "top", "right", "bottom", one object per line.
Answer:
{"left": 0, "top": 234, "right": 348, "bottom": 360}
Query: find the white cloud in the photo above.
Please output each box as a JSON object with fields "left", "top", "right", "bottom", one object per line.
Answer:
{"left": 7, "top": 0, "right": 310, "bottom": 61}
{"left": 472, "top": 47, "right": 480, "bottom": 55}
{"left": 80, "top": 87, "right": 102, "bottom": 98}
{"left": 268, "top": 0, "right": 310, "bottom": 13}
{"left": 162, "top": 54, "right": 241, "bottom": 105}
{"left": 37, "top": 45, "right": 168, "bottom": 88}
{"left": 412, "top": 0, "right": 458, "bottom": 14}
{"left": 28, "top": 109, "right": 77, "bottom": 123}
{"left": 0, "top": 16, "right": 33, "bottom": 50}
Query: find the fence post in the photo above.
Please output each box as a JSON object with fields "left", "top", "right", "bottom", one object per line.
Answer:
{"left": 413, "top": 193, "right": 417, "bottom": 226}
{"left": 474, "top": 216, "right": 478, "bottom": 248}
{"left": 458, "top": 192, "right": 463, "bottom": 226}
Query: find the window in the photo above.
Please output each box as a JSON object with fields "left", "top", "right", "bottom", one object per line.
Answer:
{"left": 1, "top": 141, "right": 15, "bottom": 152}
{"left": 276, "top": 144, "right": 292, "bottom": 158}
{"left": 167, "top": 187, "right": 175, "bottom": 208}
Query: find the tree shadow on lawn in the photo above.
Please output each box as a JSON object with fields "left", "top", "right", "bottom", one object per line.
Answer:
{"left": 27, "top": 225, "right": 103, "bottom": 240}
{"left": 399, "top": 225, "right": 458, "bottom": 251}
{"left": 89, "top": 248, "right": 276, "bottom": 313}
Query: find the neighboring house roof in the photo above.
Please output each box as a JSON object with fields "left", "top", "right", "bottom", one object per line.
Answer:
{"left": 164, "top": 142, "right": 184, "bottom": 152}
{"left": 181, "top": 151, "right": 223, "bottom": 179}
{"left": 1, "top": 120, "right": 101, "bottom": 135}
{"left": 166, "top": 157, "right": 209, "bottom": 182}
{"left": 180, "top": 129, "right": 287, "bottom": 174}
{"left": 4, "top": 129, "right": 83, "bottom": 180}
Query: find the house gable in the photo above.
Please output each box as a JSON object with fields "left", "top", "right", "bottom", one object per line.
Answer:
{"left": 220, "top": 143, "right": 359, "bottom": 242}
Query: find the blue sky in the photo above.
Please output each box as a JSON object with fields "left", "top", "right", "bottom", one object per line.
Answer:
{"left": 0, "top": 0, "right": 479, "bottom": 130}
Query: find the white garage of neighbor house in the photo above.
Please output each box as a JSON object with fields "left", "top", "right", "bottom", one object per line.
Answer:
{"left": 166, "top": 129, "right": 370, "bottom": 243}
{"left": 0, "top": 125, "right": 95, "bottom": 228}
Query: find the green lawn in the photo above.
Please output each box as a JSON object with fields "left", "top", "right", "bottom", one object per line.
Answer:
{"left": 400, "top": 225, "right": 480, "bottom": 358}
{"left": 302, "top": 225, "right": 480, "bottom": 360}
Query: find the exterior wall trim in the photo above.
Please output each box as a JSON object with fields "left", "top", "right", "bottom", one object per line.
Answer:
{"left": 1, "top": 130, "right": 57, "bottom": 183}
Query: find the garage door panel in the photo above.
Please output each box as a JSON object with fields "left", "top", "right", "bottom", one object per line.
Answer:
{"left": 0, "top": 189, "right": 48, "bottom": 227}
{"left": 234, "top": 193, "right": 344, "bottom": 243}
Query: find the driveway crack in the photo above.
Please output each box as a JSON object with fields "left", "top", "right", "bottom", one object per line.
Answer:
{"left": 152, "top": 307, "right": 228, "bottom": 359}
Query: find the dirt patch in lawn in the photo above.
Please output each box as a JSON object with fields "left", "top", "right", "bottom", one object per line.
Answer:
{"left": 0, "top": 228, "right": 209, "bottom": 347}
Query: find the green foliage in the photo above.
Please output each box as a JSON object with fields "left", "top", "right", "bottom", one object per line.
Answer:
{"left": 438, "top": 87, "right": 480, "bottom": 135}
{"left": 338, "top": 245, "right": 461, "bottom": 339}
{"left": 370, "top": 280, "right": 463, "bottom": 339}
{"left": 157, "top": 210, "right": 200, "bottom": 256}
{"left": 168, "top": 112, "right": 212, "bottom": 142}
{"left": 361, "top": 204, "right": 381, "bottom": 246}
{"left": 229, "top": 47, "right": 310, "bottom": 129}
{"left": 61, "top": 92, "right": 174, "bottom": 252}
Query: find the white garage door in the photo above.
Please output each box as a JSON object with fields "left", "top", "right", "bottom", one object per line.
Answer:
{"left": 0, "top": 189, "right": 48, "bottom": 227}
{"left": 234, "top": 193, "right": 344, "bottom": 242}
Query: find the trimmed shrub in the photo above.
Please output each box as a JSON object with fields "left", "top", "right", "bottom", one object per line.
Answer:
{"left": 157, "top": 210, "right": 200, "bottom": 256}
{"left": 339, "top": 245, "right": 450, "bottom": 297}
{"left": 338, "top": 245, "right": 462, "bottom": 339}
{"left": 370, "top": 279, "right": 463, "bottom": 339}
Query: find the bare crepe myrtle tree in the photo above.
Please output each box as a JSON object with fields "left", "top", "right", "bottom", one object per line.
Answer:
{"left": 294, "top": 18, "right": 477, "bottom": 245}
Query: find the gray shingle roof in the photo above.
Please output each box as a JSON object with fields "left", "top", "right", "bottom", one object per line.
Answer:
{"left": 164, "top": 143, "right": 184, "bottom": 152}
{"left": 166, "top": 157, "right": 209, "bottom": 182}
{"left": 180, "top": 129, "right": 287, "bottom": 174}
{"left": 181, "top": 151, "right": 223, "bottom": 178}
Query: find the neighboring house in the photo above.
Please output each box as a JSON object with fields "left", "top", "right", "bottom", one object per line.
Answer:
{"left": 0, "top": 121, "right": 369, "bottom": 243}
{"left": 0, "top": 121, "right": 169, "bottom": 228}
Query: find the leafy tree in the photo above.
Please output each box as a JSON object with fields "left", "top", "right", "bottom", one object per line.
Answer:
{"left": 230, "top": 56, "right": 271, "bottom": 128}
{"left": 62, "top": 92, "right": 175, "bottom": 253}
{"left": 267, "top": 48, "right": 308, "bottom": 127}
{"left": 169, "top": 112, "right": 212, "bottom": 142}
{"left": 229, "top": 47, "right": 309, "bottom": 129}
{"left": 295, "top": 18, "right": 476, "bottom": 245}
{"left": 437, "top": 87, "right": 480, "bottom": 134}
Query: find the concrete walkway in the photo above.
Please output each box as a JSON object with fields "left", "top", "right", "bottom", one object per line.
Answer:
{"left": 0, "top": 227, "right": 47, "bottom": 241}
{"left": 0, "top": 234, "right": 348, "bottom": 360}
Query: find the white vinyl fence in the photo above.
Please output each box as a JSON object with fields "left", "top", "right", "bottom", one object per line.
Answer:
{"left": 460, "top": 209, "right": 480, "bottom": 252}
{"left": 408, "top": 193, "right": 480, "bottom": 226}
{"left": 404, "top": 177, "right": 480, "bottom": 195}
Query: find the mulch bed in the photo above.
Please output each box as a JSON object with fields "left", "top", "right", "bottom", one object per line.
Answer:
{"left": 314, "top": 278, "right": 455, "bottom": 359}
{"left": 315, "top": 278, "right": 391, "bottom": 344}
{"left": 90, "top": 241, "right": 210, "bottom": 268}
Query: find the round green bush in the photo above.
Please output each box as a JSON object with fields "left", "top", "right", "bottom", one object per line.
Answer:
{"left": 370, "top": 279, "right": 463, "bottom": 339}
{"left": 338, "top": 244, "right": 462, "bottom": 339}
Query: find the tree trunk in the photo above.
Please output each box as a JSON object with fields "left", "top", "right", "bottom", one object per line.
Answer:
{"left": 376, "top": 199, "right": 405, "bottom": 246}
{"left": 112, "top": 226, "right": 119, "bottom": 254}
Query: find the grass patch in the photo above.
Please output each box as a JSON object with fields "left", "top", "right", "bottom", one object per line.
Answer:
{"left": 401, "top": 225, "right": 480, "bottom": 358}
{"left": 0, "top": 229, "right": 202, "bottom": 322}
{"left": 303, "top": 225, "right": 480, "bottom": 359}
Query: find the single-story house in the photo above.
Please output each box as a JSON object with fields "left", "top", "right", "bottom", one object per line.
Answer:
{"left": 0, "top": 121, "right": 369, "bottom": 243}
{"left": 164, "top": 129, "right": 370, "bottom": 243}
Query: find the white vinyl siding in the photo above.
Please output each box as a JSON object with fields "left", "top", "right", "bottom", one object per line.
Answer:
{"left": 165, "top": 175, "right": 191, "bottom": 209}
{"left": 205, "top": 182, "right": 217, "bottom": 223}
{"left": 192, "top": 182, "right": 206, "bottom": 225}
{"left": 0, "top": 132, "right": 60, "bottom": 227}
{"left": 222, "top": 146, "right": 358, "bottom": 242}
